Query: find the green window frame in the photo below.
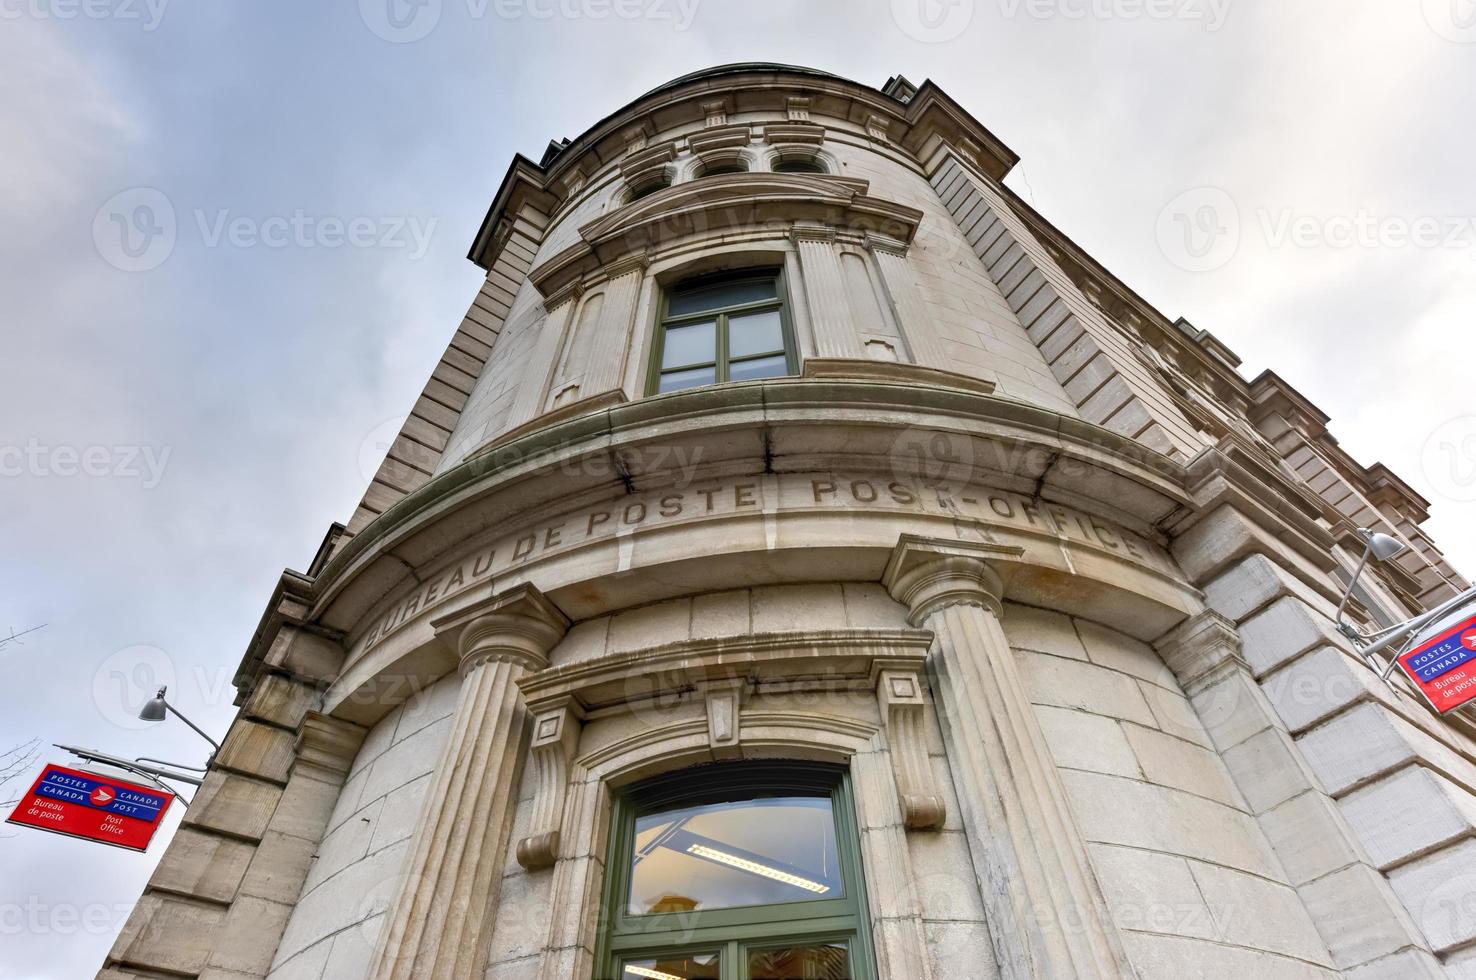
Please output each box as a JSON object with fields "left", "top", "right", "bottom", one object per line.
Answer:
{"left": 595, "top": 762, "right": 877, "bottom": 980}
{"left": 646, "top": 269, "right": 798, "bottom": 396}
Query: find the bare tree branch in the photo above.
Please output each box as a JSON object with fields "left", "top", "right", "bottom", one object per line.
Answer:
{"left": 1, "top": 738, "right": 43, "bottom": 809}
{"left": 0, "top": 624, "right": 46, "bottom": 652}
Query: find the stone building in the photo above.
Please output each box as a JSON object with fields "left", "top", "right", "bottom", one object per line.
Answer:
{"left": 100, "top": 64, "right": 1476, "bottom": 980}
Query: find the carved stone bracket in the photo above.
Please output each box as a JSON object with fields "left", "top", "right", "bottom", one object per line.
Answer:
{"left": 516, "top": 695, "right": 584, "bottom": 870}
{"left": 1154, "top": 609, "right": 1246, "bottom": 696}
{"left": 875, "top": 662, "right": 945, "bottom": 830}
{"left": 295, "top": 712, "right": 368, "bottom": 780}
{"left": 702, "top": 677, "right": 746, "bottom": 761}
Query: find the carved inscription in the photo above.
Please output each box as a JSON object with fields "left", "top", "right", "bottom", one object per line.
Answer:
{"left": 354, "top": 473, "right": 1170, "bottom": 658}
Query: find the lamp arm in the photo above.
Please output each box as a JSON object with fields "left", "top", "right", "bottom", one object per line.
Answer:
{"left": 163, "top": 700, "right": 222, "bottom": 756}
{"left": 1335, "top": 544, "right": 1372, "bottom": 632}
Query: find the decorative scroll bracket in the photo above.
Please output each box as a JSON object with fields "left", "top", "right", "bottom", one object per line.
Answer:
{"left": 516, "top": 695, "right": 584, "bottom": 871}
{"left": 875, "top": 662, "right": 946, "bottom": 830}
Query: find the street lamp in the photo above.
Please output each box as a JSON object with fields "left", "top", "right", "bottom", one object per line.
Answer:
{"left": 138, "top": 686, "right": 221, "bottom": 767}
{"left": 1336, "top": 527, "right": 1476, "bottom": 684}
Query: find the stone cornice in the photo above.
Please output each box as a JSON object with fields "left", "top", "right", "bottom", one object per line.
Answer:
{"left": 228, "top": 378, "right": 1363, "bottom": 701}
{"left": 518, "top": 629, "right": 933, "bottom": 712}
{"left": 528, "top": 173, "right": 922, "bottom": 299}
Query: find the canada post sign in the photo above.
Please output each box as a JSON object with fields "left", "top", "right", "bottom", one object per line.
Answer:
{"left": 5, "top": 764, "right": 173, "bottom": 851}
{"left": 1397, "top": 614, "right": 1476, "bottom": 715}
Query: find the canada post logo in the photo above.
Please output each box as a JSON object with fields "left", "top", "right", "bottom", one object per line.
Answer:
{"left": 1398, "top": 614, "right": 1476, "bottom": 714}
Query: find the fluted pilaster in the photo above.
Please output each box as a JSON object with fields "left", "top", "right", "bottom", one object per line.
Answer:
{"left": 791, "top": 222, "right": 861, "bottom": 359}
{"left": 367, "top": 585, "right": 568, "bottom": 980}
{"left": 883, "top": 535, "right": 1133, "bottom": 980}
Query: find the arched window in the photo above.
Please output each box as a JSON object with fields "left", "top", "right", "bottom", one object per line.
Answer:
{"left": 648, "top": 269, "right": 796, "bottom": 394}
{"left": 772, "top": 156, "right": 827, "bottom": 175}
{"left": 696, "top": 156, "right": 750, "bottom": 178}
{"left": 598, "top": 762, "right": 875, "bottom": 980}
{"left": 629, "top": 175, "right": 673, "bottom": 201}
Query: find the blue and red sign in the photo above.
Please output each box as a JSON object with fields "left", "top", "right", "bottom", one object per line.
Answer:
{"left": 5, "top": 763, "right": 173, "bottom": 851}
{"left": 1397, "top": 613, "right": 1476, "bottom": 715}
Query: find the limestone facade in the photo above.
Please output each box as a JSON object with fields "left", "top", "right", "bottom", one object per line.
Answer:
{"left": 100, "top": 64, "right": 1476, "bottom": 980}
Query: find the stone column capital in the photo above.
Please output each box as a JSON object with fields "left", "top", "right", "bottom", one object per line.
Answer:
{"left": 431, "top": 583, "right": 570, "bottom": 676}
{"left": 882, "top": 534, "right": 1023, "bottom": 625}
{"left": 1154, "top": 610, "right": 1247, "bottom": 693}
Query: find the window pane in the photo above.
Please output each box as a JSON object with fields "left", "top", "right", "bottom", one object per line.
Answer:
{"left": 621, "top": 951, "right": 721, "bottom": 980}
{"left": 628, "top": 796, "right": 843, "bottom": 916}
{"left": 773, "top": 159, "right": 826, "bottom": 175}
{"left": 728, "top": 309, "right": 784, "bottom": 358}
{"left": 661, "top": 321, "right": 716, "bottom": 368}
{"left": 728, "top": 354, "right": 789, "bottom": 383}
{"left": 658, "top": 366, "right": 717, "bottom": 393}
{"left": 747, "top": 944, "right": 851, "bottom": 979}
{"left": 667, "top": 277, "right": 777, "bottom": 317}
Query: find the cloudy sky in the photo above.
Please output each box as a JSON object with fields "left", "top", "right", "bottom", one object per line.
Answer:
{"left": 3, "top": 1, "right": 1475, "bottom": 976}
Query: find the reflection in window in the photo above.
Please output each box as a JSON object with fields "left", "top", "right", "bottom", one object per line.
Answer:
{"left": 749, "top": 944, "right": 851, "bottom": 980}
{"left": 599, "top": 763, "right": 875, "bottom": 979}
{"left": 652, "top": 271, "right": 794, "bottom": 395}
{"left": 629, "top": 797, "right": 843, "bottom": 915}
{"left": 621, "top": 951, "right": 721, "bottom": 980}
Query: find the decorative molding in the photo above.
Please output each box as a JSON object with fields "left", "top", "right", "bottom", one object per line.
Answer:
{"left": 789, "top": 220, "right": 837, "bottom": 245}
{"left": 431, "top": 583, "right": 570, "bottom": 674}
{"left": 863, "top": 231, "right": 909, "bottom": 257}
{"left": 786, "top": 96, "right": 811, "bottom": 121}
{"left": 529, "top": 174, "right": 921, "bottom": 299}
{"left": 516, "top": 696, "right": 584, "bottom": 870}
{"left": 519, "top": 629, "right": 933, "bottom": 713}
{"left": 866, "top": 113, "right": 891, "bottom": 142}
{"left": 700, "top": 97, "right": 730, "bottom": 127}
{"left": 294, "top": 712, "right": 367, "bottom": 779}
{"left": 618, "top": 141, "right": 677, "bottom": 189}
{"left": 702, "top": 677, "right": 745, "bottom": 760}
{"left": 882, "top": 534, "right": 1023, "bottom": 625}
{"left": 763, "top": 122, "right": 825, "bottom": 146}
{"left": 687, "top": 122, "right": 750, "bottom": 155}
{"left": 875, "top": 663, "right": 945, "bottom": 830}
{"left": 1153, "top": 610, "right": 1247, "bottom": 694}
{"left": 800, "top": 357, "right": 996, "bottom": 395}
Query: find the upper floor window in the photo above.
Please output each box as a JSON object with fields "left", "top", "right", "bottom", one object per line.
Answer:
{"left": 649, "top": 269, "right": 796, "bottom": 395}
{"left": 696, "top": 157, "right": 750, "bottom": 178}
{"left": 772, "top": 156, "right": 827, "bottom": 175}
{"left": 598, "top": 762, "right": 874, "bottom": 980}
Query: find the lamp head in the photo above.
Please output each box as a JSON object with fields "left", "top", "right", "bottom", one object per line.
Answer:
{"left": 139, "top": 686, "right": 169, "bottom": 722}
{"left": 1358, "top": 528, "right": 1407, "bottom": 563}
